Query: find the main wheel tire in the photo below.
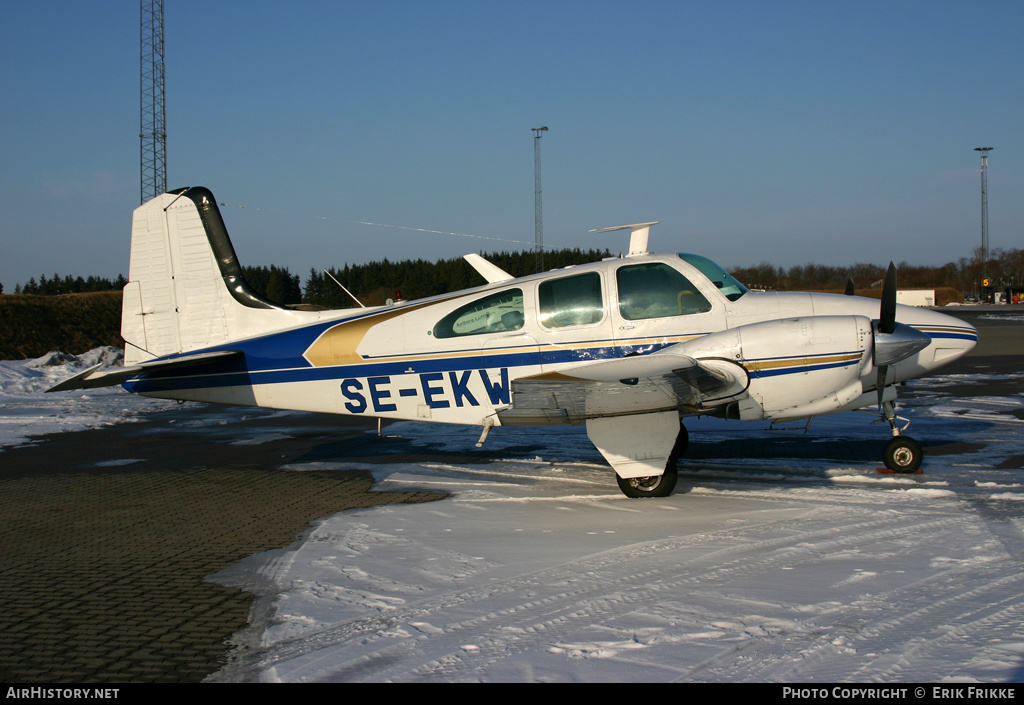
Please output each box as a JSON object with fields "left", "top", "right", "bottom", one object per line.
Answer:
{"left": 884, "top": 436, "right": 923, "bottom": 473}
{"left": 616, "top": 466, "right": 678, "bottom": 498}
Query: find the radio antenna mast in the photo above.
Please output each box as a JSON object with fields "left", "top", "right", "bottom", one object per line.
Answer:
{"left": 140, "top": 0, "right": 167, "bottom": 203}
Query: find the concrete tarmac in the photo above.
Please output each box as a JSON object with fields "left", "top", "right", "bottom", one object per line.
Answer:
{"left": 929, "top": 307, "right": 1024, "bottom": 389}
{"left": 0, "top": 307, "right": 1020, "bottom": 683}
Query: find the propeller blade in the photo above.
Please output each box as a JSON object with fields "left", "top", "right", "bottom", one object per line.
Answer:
{"left": 844, "top": 278, "right": 855, "bottom": 296}
{"left": 879, "top": 262, "right": 897, "bottom": 335}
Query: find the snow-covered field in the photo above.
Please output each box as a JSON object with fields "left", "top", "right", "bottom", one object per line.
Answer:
{"left": 0, "top": 347, "right": 179, "bottom": 449}
{"left": 4, "top": 350, "right": 1024, "bottom": 682}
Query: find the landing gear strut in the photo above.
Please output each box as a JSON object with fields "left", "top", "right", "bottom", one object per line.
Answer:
{"left": 880, "top": 400, "right": 922, "bottom": 473}
{"left": 615, "top": 423, "right": 687, "bottom": 498}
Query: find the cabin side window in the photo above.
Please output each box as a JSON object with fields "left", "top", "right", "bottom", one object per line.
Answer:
{"left": 432, "top": 289, "right": 524, "bottom": 339}
{"left": 616, "top": 262, "right": 712, "bottom": 320}
{"left": 538, "top": 272, "right": 604, "bottom": 329}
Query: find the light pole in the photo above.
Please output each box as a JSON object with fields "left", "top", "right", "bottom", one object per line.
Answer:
{"left": 533, "top": 127, "right": 548, "bottom": 273}
{"left": 975, "top": 147, "right": 992, "bottom": 299}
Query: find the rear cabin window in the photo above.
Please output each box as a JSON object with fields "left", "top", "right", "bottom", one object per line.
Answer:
{"left": 432, "top": 289, "right": 524, "bottom": 339}
{"left": 538, "top": 272, "right": 604, "bottom": 329}
{"left": 616, "top": 262, "right": 712, "bottom": 320}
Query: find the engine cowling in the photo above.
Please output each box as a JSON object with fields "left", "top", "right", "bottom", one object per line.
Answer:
{"left": 677, "top": 315, "right": 874, "bottom": 421}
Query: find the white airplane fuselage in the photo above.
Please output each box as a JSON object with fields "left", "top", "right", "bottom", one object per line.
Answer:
{"left": 122, "top": 253, "right": 975, "bottom": 426}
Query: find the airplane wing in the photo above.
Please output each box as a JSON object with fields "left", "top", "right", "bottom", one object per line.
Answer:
{"left": 498, "top": 350, "right": 749, "bottom": 425}
{"left": 46, "top": 350, "right": 243, "bottom": 393}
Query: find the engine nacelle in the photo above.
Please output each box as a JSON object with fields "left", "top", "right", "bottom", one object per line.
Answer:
{"left": 678, "top": 316, "right": 873, "bottom": 421}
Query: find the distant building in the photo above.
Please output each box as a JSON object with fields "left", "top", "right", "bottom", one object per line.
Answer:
{"left": 896, "top": 290, "right": 935, "bottom": 307}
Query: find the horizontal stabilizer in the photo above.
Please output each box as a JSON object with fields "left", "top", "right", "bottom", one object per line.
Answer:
{"left": 463, "top": 253, "right": 514, "bottom": 283}
{"left": 47, "top": 350, "right": 243, "bottom": 393}
{"left": 589, "top": 222, "right": 660, "bottom": 256}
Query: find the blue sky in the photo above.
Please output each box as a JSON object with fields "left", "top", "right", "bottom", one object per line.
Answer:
{"left": 2, "top": 0, "right": 1021, "bottom": 290}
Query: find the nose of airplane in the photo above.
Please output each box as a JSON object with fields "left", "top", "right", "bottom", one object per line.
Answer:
{"left": 908, "top": 307, "right": 979, "bottom": 370}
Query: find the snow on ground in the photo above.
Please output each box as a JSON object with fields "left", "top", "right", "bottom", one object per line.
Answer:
{"left": 206, "top": 374, "right": 1024, "bottom": 683}
{"left": 5, "top": 350, "right": 1024, "bottom": 682}
{"left": 980, "top": 314, "right": 1024, "bottom": 323}
{"left": 0, "top": 348, "right": 178, "bottom": 450}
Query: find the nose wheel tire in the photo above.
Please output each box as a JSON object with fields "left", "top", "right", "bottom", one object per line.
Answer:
{"left": 884, "top": 436, "right": 922, "bottom": 473}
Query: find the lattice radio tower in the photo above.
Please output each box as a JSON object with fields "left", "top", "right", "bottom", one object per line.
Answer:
{"left": 140, "top": 0, "right": 166, "bottom": 203}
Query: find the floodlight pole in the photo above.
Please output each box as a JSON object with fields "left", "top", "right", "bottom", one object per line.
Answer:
{"left": 532, "top": 126, "right": 548, "bottom": 273}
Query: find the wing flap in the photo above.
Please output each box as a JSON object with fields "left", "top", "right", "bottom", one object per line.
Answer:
{"left": 47, "top": 350, "right": 243, "bottom": 393}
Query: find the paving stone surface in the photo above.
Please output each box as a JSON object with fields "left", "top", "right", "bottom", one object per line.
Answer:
{"left": 0, "top": 410, "right": 446, "bottom": 682}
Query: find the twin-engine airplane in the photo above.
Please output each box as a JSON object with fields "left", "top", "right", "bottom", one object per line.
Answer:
{"left": 50, "top": 187, "right": 978, "bottom": 497}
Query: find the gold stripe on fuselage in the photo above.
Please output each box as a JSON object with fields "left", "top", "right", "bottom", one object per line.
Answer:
{"left": 302, "top": 294, "right": 473, "bottom": 367}
{"left": 745, "top": 352, "right": 863, "bottom": 372}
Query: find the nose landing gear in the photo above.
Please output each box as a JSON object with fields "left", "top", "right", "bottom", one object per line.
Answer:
{"left": 880, "top": 400, "right": 922, "bottom": 473}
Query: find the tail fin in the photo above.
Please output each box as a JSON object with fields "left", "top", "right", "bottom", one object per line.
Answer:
{"left": 121, "top": 187, "right": 303, "bottom": 364}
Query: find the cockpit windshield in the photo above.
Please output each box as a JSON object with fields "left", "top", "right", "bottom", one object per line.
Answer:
{"left": 677, "top": 254, "right": 749, "bottom": 301}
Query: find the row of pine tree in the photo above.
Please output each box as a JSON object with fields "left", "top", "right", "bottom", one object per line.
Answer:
{"left": 6, "top": 246, "right": 1022, "bottom": 307}
{"left": 4, "top": 248, "right": 612, "bottom": 308}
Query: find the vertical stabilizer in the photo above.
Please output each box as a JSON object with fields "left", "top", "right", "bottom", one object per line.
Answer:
{"left": 121, "top": 187, "right": 307, "bottom": 364}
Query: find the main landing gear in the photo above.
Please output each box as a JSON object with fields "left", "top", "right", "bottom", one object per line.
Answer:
{"left": 616, "top": 423, "right": 688, "bottom": 498}
{"left": 880, "top": 400, "right": 922, "bottom": 473}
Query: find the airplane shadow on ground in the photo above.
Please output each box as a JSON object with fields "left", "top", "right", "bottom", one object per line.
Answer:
{"left": 280, "top": 415, "right": 995, "bottom": 490}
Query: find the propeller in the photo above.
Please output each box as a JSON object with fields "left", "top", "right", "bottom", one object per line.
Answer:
{"left": 844, "top": 277, "right": 856, "bottom": 296}
{"left": 878, "top": 263, "right": 897, "bottom": 335}
{"left": 872, "top": 262, "right": 930, "bottom": 407}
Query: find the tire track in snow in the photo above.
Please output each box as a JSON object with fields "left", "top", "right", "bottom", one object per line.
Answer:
{"left": 668, "top": 524, "right": 1023, "bottom": 681}
{"left": 241, "top": 502, "right": 977, "bottom": 681}
{"left": 399, "top": 511, "right": 981, "bottom": 682}
{"left": 843, "top": 570, "right": 1024, "bottom": 683}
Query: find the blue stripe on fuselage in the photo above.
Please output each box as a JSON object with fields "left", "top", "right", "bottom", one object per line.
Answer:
{"left": 921, "top": 331, "right": 978, "bottom": 342}
{"left": 121, "top": 341, "right": 672, "bottom": 394}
